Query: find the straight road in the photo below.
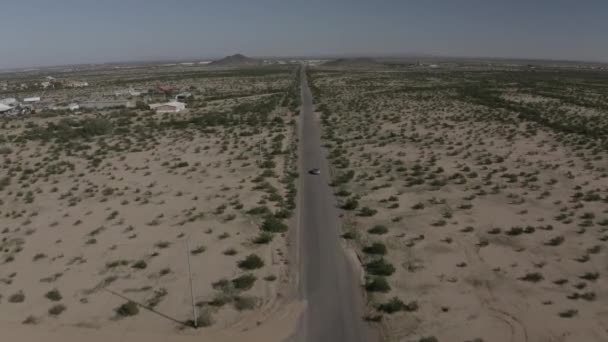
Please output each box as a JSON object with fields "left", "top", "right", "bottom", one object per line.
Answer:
{"left": 295, "top": 65, "right": 376, "bottom": 342}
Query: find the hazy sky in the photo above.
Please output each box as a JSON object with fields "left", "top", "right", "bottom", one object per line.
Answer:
{"left": 1, "top": 0, "right": 607, "bottom": 69}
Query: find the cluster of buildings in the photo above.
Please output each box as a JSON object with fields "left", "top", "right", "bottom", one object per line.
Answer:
{"left": 0, "top": 97, "right": 37, "bottom": 116}
{"left": 1, "top": 76, "right": 90, "bottom": 92}
{"left": 148, "top": 92, "right": 192, "bottom": 113}
{"left": 0, "top": 80, "right": 194, "bottom": 117}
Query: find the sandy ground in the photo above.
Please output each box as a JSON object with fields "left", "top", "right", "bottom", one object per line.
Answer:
{"left": 0, "top": 68, "right": 301, "bottom": 341}
{"left": 312, "top": 68, "right": 608, "bottom": 342}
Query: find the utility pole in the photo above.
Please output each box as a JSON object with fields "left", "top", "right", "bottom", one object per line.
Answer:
{"left": 185, "top": 239, "right": 197, "bottom": 328}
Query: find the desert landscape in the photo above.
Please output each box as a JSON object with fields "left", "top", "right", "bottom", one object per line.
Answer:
{"left": 308, "top": 61, "right": 608, "bottom": 341}
{"left": 0, "top": 61, "right": 303, "bottom": 340}
{"left": 2, "top": 56, "right": 608, "bottom": 342}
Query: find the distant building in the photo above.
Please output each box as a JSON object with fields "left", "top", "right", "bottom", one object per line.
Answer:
{"left": 114, "top": 87, "right": 147, "bottom": 97}
{"left": 65, "top": 80, "right": 89, "bottom": 88}
{"left": 0, "top": 98, "right": 18, "bottom": 107}
{"left": 23, "top": 97, "right": 41, "bottom": 103}
{"left": 157, "top": 85, "right": 176, "bottom": 93}
{"left": 149, "top": 101, "right": 186, "bottom": 113}
{"left": 41, "top": 81, "right": 53, "bottom": 89}
{"left": 175, "top": 92, "right": 192, "bottom": 102}
{"left": 68, "top": 103, "right": 80, "bottom": 111}
{"left": 0, "top": 104, "right": 13, "bottom": 113}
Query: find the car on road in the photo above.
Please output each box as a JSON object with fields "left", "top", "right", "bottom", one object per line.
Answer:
{"left": 309, "top": 168, "right": 321, "bottom": 175}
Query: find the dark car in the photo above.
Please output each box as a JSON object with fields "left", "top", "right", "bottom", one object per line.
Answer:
{"left": 309, "top": 168, "right": 321, "bottom": 175}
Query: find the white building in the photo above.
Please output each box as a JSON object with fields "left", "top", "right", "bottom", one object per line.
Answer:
{"left": 68, "top": 103, "right": 80, "bottom": 111}
{"left": 149, "top": 101, "right": 186, "bottom": 113}
{"left": 0, "top": 104, "right": 12, "bottom": 113}
{"left": 0, "top": 98, "right": 17, "bottom": 107}
{"left": 65, "top": 80, "right": 89, "bottom": 88}
{"left": 24, "top": 97, "right": 41, "bottom": 103}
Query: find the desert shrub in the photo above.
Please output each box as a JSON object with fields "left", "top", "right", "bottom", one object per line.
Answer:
{"left": 9, "top": 291, "right": 25, "bottom": 303}
{"left": 223, "top": 248, "right": 238, "bottom": 256}
{"left": 274, "top": 209, "right": 291, "bottom": 219}
{"left": 116, "top": 301, "right": 139, "bottom": 317}
{"left": 132, "top": 260, "right": 147, "bottom": 269}
{"left": 368, "top": 225, "right": 388, "bottom": 235}
{"left": 155, "top": 241, "right": 171, "bottom": 249}
{"left": 341, "top": 230, "right": 358, "bottom": 240}
{"left": 260, "top": 216, "right": 288, "bottom": 233}
{"left": 419, "top": 337, "right": 439, "bottom": 342}
{"left": 335, "top": 189, "right": 351, "bottom": 197}
{"left": 33, "top": 253, "right": 47, "bottom": 261}
{"left": 365, "top": 258, "right": 395, "bottom": 276}
{"left": 363, "top": 242, "right": 387, "bottom": 255}
{"left": 377, "top": 297, "right": 417, "bottom": 314}
{"left": 519, "top": 272, "right": 543, "bottom": 282}
{"left": 580, "top": 272, "right": 599, "bottom": 281}
{"left": 195, "top": 309, "right": 213, "bottom": 328}
{"left": 191, "top": 245, "right": 206, "bottom": 255}
{"left": 208, "top": 292, "right": 232, "bottom": 307}
{"left": 341, "top": 198, "right": 359, "bottom": 210}
{"left": 411, "top": 202, "right": 425, "bottom": 210}
{"left": 264, "top": 275, "right": 277, "bottom": 281}
{"left": 48, "top": 304, "right": 66, "bottom": 316}
{"left": 45, "top": 289, "right": 62, "bottom": 301}
{"left": 22, "top": 315, "right": 38, "bottom": 325}
{"left": 358, "top": 207, "right": 377, "bottom": 217}
{"left": 233, "top": 296, "right": 256, "bottom": 311}
{"left": 146, "top": 288, "right": 168, "bottom": 308}
{"left": 365, "top": 277, "right": 391, "bottom": 292}
{"left": 247, "top": 206, "right": 271, "bottom": 216}
{"left": 237, "top": 254, "right": 264, "bottom": 270}
{"left": 253, "top": 232, "right": 273, "bottom": 244}
{"left": 232, "top": 274, "right": 256, "bottom": 290}
{"left": 559, "top": 309, "right": 578, "bottom": 318}
{"left": 545, "top": 236, "right": 565, "bottom": 246}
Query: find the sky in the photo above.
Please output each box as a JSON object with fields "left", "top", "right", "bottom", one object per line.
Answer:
{"left": 1, "top": 0, "right": 607, "bottom": 69}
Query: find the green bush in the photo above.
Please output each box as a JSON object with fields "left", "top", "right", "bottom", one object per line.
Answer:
{"left": 132, "top": 260, "right": 147, "bottom": 269}
{"left": 232, "top": 274, "right": 257, "bottom": 290}
{"left": 253, "top": 232, "right": 273, "bottom": 244}
{"left": 45, "top": 289, "right": 62, "bottom": 301}
{"left": 342, "top": 198, "right": 359, "bottom": 210}
{"left": 365, "top": 277, "right": 391, "bottom": 292}
{"left": 238, "top": 254, "right": 264, "bottom": 270}
{"left": 48, "top": 304, "right": 66, "bottom": 316}
{"left": 116, "top": 301, "right": 139, "bottom": 317}
{"left": 377, "top": 297, "right": 417, "bottom": 314}
{"left": 247, "top": 206, "right": 271, "bottom": 216}
{"left": 260, "top": 216, "right": 288, "bottom": 233}
{"left": 519, "top": 272, "right": 543, "bottom": 282}
{"left": 365, "top": 258, "right": 395, "bottom": 276}
{"left": 368, "top": 225, "right": 388, "bottom": 235}
{"left": 233, "top": 296, "right": 256, "bottom": 311}
{"left": 8, "top": 291, "right": 25, "bottom": 303}
{"left": 358, "top": 207, "right": 378, "bottom": 217}
{"left": 191, "top": 245, "right": 206, "bottom": 255}
{"left": 363, "top": 242, "right": 387, "bottom": 255}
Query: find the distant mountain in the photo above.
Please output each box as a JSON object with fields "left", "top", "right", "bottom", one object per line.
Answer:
{"left": 322, "top": 57, "right": 386, "bottom": 68}
{"left": 209, "top": 54, "right": 263, "bottom": 67}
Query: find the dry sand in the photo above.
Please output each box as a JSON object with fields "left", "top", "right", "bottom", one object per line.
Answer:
{"left": 312, "top": 68, "right": 608, "bottom": 342}
{"left": 0, "top": 67, "right": 301, "bottom": 341}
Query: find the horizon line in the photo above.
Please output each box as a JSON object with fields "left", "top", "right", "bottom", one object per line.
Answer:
{"left": 2, "top": 52, "right": 607, "bottom": 72}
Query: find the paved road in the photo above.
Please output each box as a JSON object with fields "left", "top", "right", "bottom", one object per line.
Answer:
{"left": 294, "top": 66, "right": 376, "bottom": 342}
